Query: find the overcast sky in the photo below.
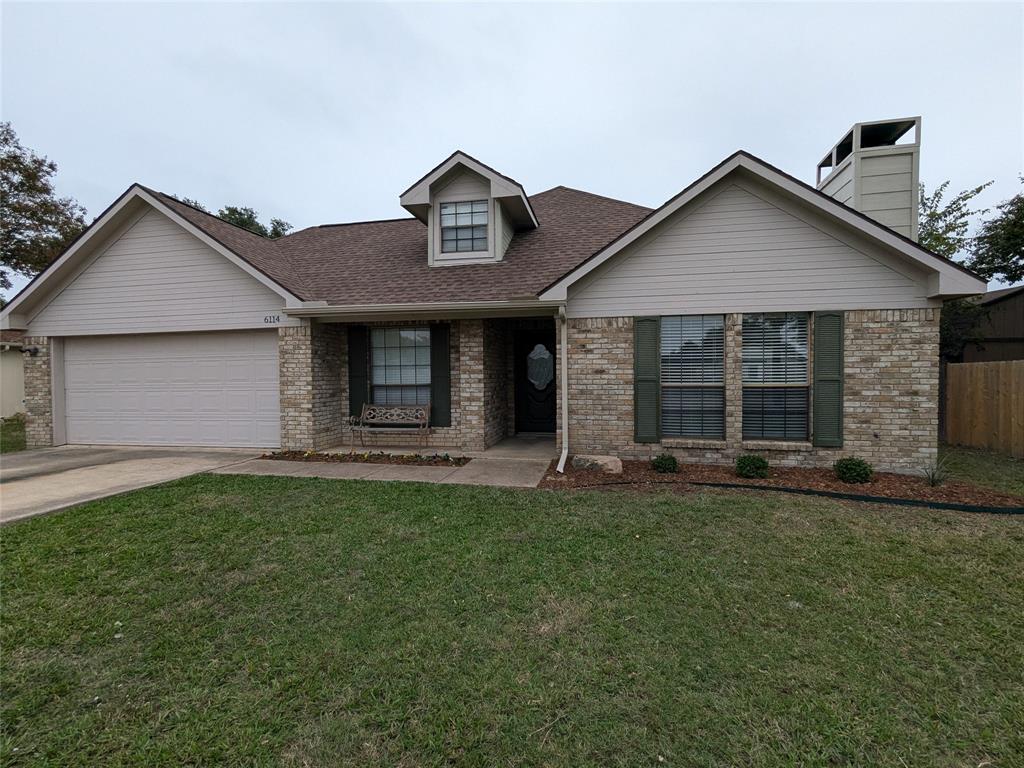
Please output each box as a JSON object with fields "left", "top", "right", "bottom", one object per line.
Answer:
{"left": 2, "top": 1, "right": 1021, "bottom": 297}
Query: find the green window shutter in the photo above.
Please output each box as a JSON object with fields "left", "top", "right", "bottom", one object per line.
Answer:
{"left": 348, "top": 325, "right": 369, "bottom": 416}
{"left": 812, "top": 311, "right": 844, "bottom": 447}
{"left": 634, "top": 316, "right": 661, "bottom": 443}
{"left": 429, "top": 324, "right": 451, "bottom": 427}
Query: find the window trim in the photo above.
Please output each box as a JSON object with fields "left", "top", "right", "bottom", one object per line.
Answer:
{"left": 741, "top": 312, "right": 811, "bottom": 441}
{"left": 659, "top": 313, "right": 726, "bottom": 440}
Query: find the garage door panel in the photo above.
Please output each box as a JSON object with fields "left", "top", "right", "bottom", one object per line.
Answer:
{"left": 63, "top": 331, "right": 280, "bottom": 448}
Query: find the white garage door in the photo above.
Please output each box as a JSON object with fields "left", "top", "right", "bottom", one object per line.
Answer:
{"left": 63, "top": 330, "right": 280, "bottom": 448}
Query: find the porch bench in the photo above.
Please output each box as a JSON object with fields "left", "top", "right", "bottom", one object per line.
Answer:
{"left": 349, "top": 403, "right": 431, "bottom": 448}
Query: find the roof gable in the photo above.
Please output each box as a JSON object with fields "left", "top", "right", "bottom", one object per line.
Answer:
{"left": 539, "top": 151, "right": 987, "bottom": 301}
{"left": 399, "top": 150, "right": 538, "bottom": 230}
{"left": 568, "top": 180, "right": 933, "bottom": 316}
{"left": 1, "top": 186, "right": 304, "bottom": 329}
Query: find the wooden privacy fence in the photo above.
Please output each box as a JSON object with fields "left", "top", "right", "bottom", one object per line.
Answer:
{"left": 945, "top": 361, "right": 1024, "bottom": 458}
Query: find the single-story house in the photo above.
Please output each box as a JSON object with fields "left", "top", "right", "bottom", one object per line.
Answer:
{"left": 0, "top": 117, "right": 986, "bottom": 472}
{"left": 0, "top": 329, "right": 25, "bottom": 417}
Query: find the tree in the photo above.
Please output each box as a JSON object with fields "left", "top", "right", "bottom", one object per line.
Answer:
{"left": 169, "top": 196, "right": 292, "bottom": 239}
{"left": 970, "top": 178, "right": 1024, "bottom": 284}
{"left": 0, "top": 122, "right": 87, "bottom": 291}
{"left": 216, "top": 205, "right": 291, "bottom": 239}
{"left": 918, "top": 180, "right": 992, "bottom": 258}
{"left": 918, "top": 180, "right": 993, "bottom": 361}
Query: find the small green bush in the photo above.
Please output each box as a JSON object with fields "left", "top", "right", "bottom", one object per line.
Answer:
{"left": 834, "top": 457, "right": 873, "bottom": 484}
{"left": 736, "top": 454, "right": 769, "bottom": 479}
{"left": 651, "top": 454, "right": 679, "bottom": 474}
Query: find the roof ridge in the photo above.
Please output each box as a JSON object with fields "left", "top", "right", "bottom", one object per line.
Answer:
{"left": 534, "top": 184, "right": 652, "bottom": 211}
{"left": 311, "top": 216, "right": 420, "bottom": 230}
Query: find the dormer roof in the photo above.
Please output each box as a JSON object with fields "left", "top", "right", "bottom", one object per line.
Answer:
{"left": 399, "top": 150, "right": 539, "bottom": 230}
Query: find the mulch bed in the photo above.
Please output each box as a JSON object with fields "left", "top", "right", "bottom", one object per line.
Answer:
{"left": 262, "top": 450, "right": 470, "bottom": 467}
{"left": 540, "top": 459, "right": 1024, "bottom": 509}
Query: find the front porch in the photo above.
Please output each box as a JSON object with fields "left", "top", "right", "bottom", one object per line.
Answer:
{"left": 278, "top": 316, "right": 561, "bottom": 455}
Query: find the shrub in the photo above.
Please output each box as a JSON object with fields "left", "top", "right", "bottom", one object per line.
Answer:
{"left": 736, "top": 454, "right": 769, "bottom": 479}
{"left": 834, "top": 457, "right": 873, "bottom": 484}
{"left": 921, "top": 455, "right": 951, "bottom": 487}
{"left": 651, "top": 453, "right": 679, "bottom": 474}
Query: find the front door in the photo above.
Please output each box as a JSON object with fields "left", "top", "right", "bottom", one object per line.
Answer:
{"left": 514, "top": 328, "right": 557, "bottom": 433}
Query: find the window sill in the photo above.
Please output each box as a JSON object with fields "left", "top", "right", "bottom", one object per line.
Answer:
{"left": 741, "top": 440, "right": 813, "bottom": 452}
{"left": 662, "top": 438, "right": 727, "bottom": 450}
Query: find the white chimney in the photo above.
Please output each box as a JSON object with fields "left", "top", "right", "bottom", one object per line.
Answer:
{"left": 816, "top": 117, "right": 921, "bottom": 241}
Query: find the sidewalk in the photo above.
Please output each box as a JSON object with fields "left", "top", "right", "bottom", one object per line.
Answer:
{"left": 210, "top": 456, "right": 551, "bottom": 488}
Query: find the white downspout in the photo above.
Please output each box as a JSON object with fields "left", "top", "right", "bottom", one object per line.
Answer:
{"left": 556, "top": 304, "right": 570, "bottom": 473}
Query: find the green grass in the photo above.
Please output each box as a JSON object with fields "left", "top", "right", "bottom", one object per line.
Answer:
{"left": 0, "top": 415, "right": 26, "bottom": 454}
{"left": 2, "top": 477, "right": 1022, "bottom": 767}
{"left": 940, "top": 443, "right": 1024, "bottom": 496}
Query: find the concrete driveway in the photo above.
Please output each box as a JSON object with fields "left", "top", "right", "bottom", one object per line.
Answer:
{"left": 0, "top": 446, "right": 257, "bottom": 523}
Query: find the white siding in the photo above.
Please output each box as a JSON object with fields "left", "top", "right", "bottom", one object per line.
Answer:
{"left": 568, "top": 182, "right": 933, "bottom": 318}
{"left": 435, "top": 168, "right": 489, "bottom": 199}
{"left": 858, "top": 152, "right": 915, "bottom": 238}
{"left": 28, "top": 208, "right": 293, "bottom": 336}
{"left": 499, "top": 201, "right": 515, "bottom": 256}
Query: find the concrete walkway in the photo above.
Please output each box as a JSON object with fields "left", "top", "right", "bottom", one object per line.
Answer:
{"left": 211, "top": 455, "right": 551, "bottom": 488}
{"left": 0, "top": 446, "right": 256, "bottom": 523}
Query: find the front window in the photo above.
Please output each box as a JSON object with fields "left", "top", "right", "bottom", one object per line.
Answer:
{"left": 440, "top": 200, "right": 488, "bottom": 252}
{"left": 742, "top": 312, "right": 809, "bottom": 440}
{"left": 661, "top": 314, "right": 725, "bottom": 438}
{"left": 371, "top": 327, "right": 431, "bottom": 405}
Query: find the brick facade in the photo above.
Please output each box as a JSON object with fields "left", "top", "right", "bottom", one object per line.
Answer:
{"left": 564, "top": 309, "right": 940, "bottom": 473}
{"left": 22, "top": 336, "right": 53, "bottom": 449}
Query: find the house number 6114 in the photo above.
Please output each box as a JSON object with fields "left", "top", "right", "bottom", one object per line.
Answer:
{"left": 264, "top": 315, "right": 281, "bottom": 324}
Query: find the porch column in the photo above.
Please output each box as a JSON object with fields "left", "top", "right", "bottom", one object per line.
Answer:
{"left": 458, "top": 319, "right": 486, "bottom": 451}
{"left": 279, "top": 322, "right": 345, "bottom": 451}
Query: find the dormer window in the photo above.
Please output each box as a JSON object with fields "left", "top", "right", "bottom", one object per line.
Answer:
{"left": 440, "top": 200, "right": 488, "bottom": 253}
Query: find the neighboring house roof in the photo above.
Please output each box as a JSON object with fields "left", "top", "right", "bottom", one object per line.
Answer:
{"left": 0, "top": 330, "right": 24, "bottom": 346}
{"left": 976, "top": 284, "right": 1024, "bottom": 305}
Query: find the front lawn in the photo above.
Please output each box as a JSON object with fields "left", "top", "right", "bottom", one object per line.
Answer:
{"left": 2, "top": 477, "right": 1022, "bottom": 766}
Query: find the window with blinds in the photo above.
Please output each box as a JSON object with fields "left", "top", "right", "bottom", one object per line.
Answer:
{"left": 660, "top": 314, "right": 725, "bottom": 438}
{"left": 742, "top": 312, "right": 809, "bottom": 440}
{"left": 370, "top": 327, "right": 432, "bottom": 405}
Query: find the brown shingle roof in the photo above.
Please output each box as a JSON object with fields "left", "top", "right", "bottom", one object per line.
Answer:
{"left": 154, "top": 186, "right": 651, "bottom": 305}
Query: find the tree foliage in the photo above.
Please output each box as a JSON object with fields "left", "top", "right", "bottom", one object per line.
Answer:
{"left": 918, "top": 180, "right": 992, "bottom": 361}
{"left": 0, "top": 122, "right": 87, "bottom": 291}
{"left": 970, "top": 178, "right": 1024, "bottom": 284}
{"left": 170, "top": 196, "right": 292, "bottom": 239}
{"left": 216, "top": 205, "right": 291, "bottom": 239}
{"left": 918, "top": 180, "right": 992, "bottom": 259}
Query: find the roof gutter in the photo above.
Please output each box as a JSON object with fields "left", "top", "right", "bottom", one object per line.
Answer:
{"left": 284, "top": 299, "right": 564, "bottom": 322}
{"left": 556, "top": 304, "right": 569, "bottom": 474}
